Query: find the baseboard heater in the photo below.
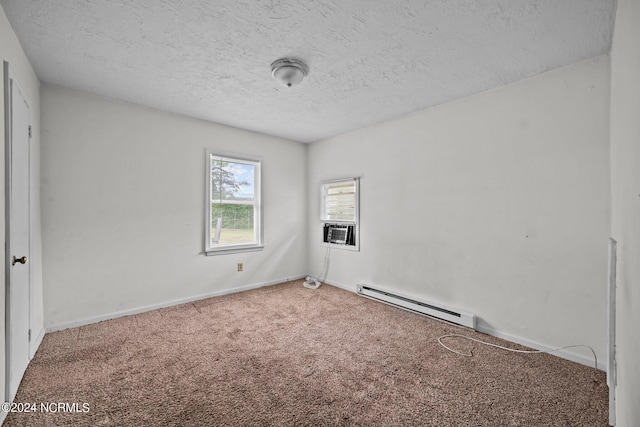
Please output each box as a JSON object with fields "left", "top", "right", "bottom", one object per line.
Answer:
{"left": 356, "top": 284, "right": 476, "bottom": 329}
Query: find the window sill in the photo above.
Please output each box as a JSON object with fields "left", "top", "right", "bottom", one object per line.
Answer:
{"left": 205, "top": 245, "right": 264, "bottom": 256}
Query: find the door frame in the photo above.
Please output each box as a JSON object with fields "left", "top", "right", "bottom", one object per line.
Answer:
{"left": 3, "top": 60, "right": 32, "bottom": 404}
{"left": 607, "top": 237, "right": 617, "bottom": 426}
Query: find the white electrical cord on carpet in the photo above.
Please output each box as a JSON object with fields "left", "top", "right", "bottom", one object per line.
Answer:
{"left": 437, "top": 334, "right": 598, "bottom": 370}
{"left": 303, "top": 245, "right": 331, "bottom": 289}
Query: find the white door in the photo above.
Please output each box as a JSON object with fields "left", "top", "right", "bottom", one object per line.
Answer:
{"left": 4, "top": 63, "right": 31, "bottom": 403}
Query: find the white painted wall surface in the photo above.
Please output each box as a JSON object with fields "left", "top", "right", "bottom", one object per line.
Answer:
{"left": 308, "top": 56, "right": 610, "bottom": 365}
{"left": 0, "top": 3, "right": 43, "bottom": 414}
{"left": 41, "top": 85, "right": 307, "bottom": 328}
{"left": 610, "top": 0, "right": 640, "bottom": 424}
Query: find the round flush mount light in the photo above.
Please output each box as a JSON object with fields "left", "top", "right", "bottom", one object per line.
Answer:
{"left": 271, "top": 58, "right": 309, "bottom": 88}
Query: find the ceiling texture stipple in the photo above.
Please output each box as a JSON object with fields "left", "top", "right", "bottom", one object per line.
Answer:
{"left": 1, "top": 0, "right": 615, "bottom": 143}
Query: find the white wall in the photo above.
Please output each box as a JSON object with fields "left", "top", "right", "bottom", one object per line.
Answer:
{"left": 41, "top": 85, "right": 307, "bottom": 328}
{"left": 308, "top": 56, "right": 611, "bottom": 366}
{"left": 610, "top": 0, "right": 640, "bottom": 424}
{"left": 0, "top": 2, "right": 43, "bottom": 414}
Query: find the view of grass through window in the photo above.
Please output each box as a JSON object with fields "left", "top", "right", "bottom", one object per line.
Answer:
{"left": 211, "top": 204, "right": 254, "bottom": 244}
{"left": 210, "top": 157, "right": 256, "bottom": 246}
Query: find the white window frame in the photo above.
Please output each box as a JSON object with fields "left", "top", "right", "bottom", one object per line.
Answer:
{"left": 320, "top": 177, "right": 360, "bottom": 251}
{"left": 205, "top": 150, "right": 263, "bottom": 256}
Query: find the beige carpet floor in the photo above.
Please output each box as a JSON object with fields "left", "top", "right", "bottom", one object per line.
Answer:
{"left": 5, "top": 280, "right": 608, "bottom": 426}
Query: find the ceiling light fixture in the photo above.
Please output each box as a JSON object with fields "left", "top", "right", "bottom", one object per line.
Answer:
{"left": 271, "top": 58, "right": 309, "bottom": 88}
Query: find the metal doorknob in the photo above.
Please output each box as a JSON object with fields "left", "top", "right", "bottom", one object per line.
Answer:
{"left": 12, "top": 256, "right": 27, "bottom": 266}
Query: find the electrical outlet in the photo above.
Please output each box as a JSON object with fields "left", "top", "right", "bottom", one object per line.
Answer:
{"left": 237, "top": 263, "right": 243, "bottom": 272}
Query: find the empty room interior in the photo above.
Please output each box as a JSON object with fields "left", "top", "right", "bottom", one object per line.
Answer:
{"left": 1, "top": 0, "right": 639, "bottom": 426}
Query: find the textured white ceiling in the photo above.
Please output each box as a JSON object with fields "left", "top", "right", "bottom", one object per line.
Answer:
{"left": 1, "top": 0, "right": 615, "bottom": 143}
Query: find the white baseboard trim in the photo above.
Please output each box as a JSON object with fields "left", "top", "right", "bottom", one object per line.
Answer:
{"left": 46, "top": 275, "right": 306, "bottom": 332}
{"left": 475, "top": 325, "right": 603, "bottom": 371}
{"left": 320, "top": 278, "right": 356, "bottom": 292}
{"left": 29, "top": 327, "right": 45, "bottom": 359}
{"left": 323, "top": 279, "right": 603, "bottom": 371}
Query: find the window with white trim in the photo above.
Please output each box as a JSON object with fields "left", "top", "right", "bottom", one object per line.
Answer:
{"left": 205, "top": 152, "right": 262, "bottom": 255}
{"left": 320, "top": 178, "right": 359, "bottom": 250}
